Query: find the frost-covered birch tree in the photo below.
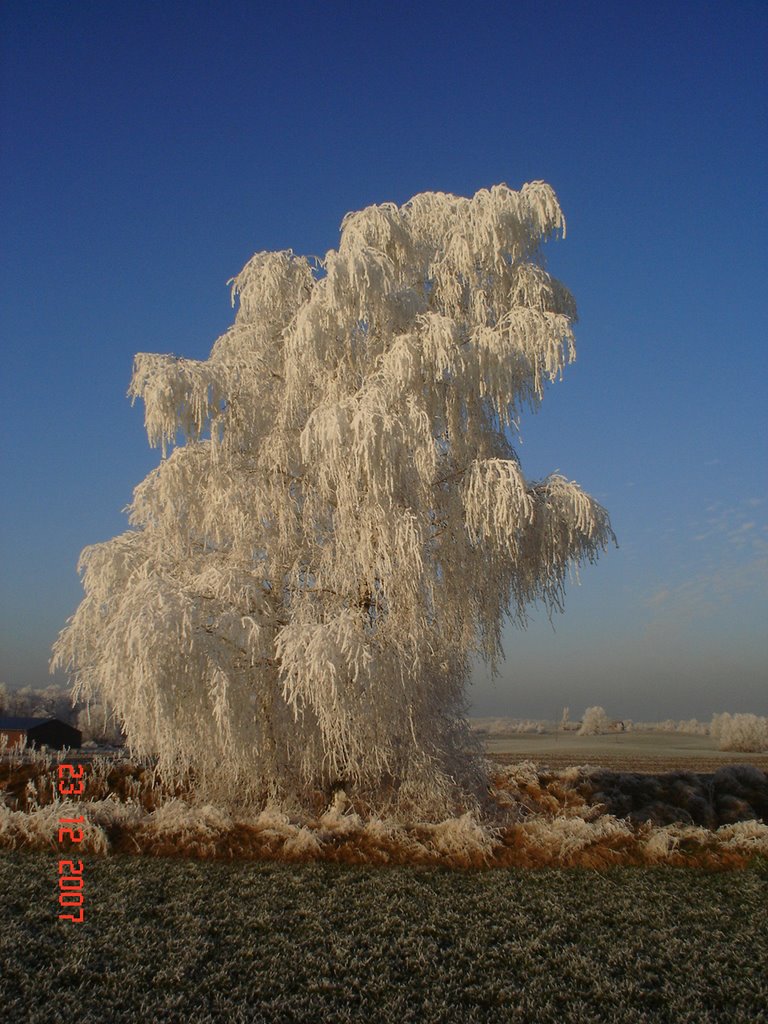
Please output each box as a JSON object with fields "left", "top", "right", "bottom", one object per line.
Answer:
{"left": 52, "top": 182, "right": 614, "bottom": 817}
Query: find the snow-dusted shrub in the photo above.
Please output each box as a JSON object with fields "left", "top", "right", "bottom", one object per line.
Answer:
{"left": 77, "top": 702, "right": 124, "bottom": 746}
{"left": 560, "top": 706, "right": 579, "bottom": 731}
{"left": 713, "top": 713, "right": 768, "bottom": 753}
{"left": 675, "top": 718, "right": 709, "bottom": 736}
{"left": 630, "top": 719, "right": 709, "bottom": 735}
{"left": 710, "top": 712, "right": 728, "bottom": 740}
{"left": 479, "top": 717, "right": 549, "bottom": 736}
{"left": 578, "top": 706, "right": 610, "bottom": 735}
{"left": 483, "top": 718, "right": 510, "bottom": 736}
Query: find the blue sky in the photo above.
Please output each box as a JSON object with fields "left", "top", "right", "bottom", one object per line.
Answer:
{"left": 1, "top": 1, "right": 766, "bottom": 720}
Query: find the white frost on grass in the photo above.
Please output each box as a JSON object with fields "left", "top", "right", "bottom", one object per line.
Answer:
{"left": 518, "top": 814, "right": 631, "bottom": 860}
{"left": 3, "top": 754, "right": 766, "bottom": 867}
{"left": 0, "top": 798, "right": 115, "bottom": 854}
{"left": 3, "top": 794, "right": 766, "bottom": 867}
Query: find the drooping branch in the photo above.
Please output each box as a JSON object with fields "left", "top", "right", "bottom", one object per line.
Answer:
{"left": 52, "top": 181, "right": 614, "bottom": 818}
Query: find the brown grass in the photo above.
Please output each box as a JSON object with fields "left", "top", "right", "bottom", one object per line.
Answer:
{"left": 2, "top": 753, "right": 766, "bottom": 870}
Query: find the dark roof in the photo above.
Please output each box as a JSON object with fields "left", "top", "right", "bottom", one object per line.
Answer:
{"left": 0, "top": 716, "right": 67, "bottom": 729}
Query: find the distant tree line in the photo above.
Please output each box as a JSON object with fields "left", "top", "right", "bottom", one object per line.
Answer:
{"left": 471, "top": 706, "right": 767, "bottom": 752}
{"left": 0, "top": 683, "right": 123, "bottom": 746}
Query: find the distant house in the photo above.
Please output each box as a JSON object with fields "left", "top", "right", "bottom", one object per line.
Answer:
{"left": 0, "top": 716, "right": 82, "bottom": 751}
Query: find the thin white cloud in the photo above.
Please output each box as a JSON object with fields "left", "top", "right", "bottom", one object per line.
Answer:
{"left": 643, "top": 554, "right": 768, "bottom": 624}
{"left": 646, "top": 587, "right": 670, "bottom": 608}
{"left": 642, "top": 494, "right": 768, "bottom": 629}
{"left": 688, "top": 497, "right": 767, "bottom": 555}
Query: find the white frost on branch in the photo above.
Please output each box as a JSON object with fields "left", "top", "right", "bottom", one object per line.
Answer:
{"left": 52, "top": 182, "right": 615, "bottom": 818}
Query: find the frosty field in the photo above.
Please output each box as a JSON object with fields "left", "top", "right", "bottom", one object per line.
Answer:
{"left": 2, "top": 851, "right": 767, "bottom": 1024}
{"left": 2, "top": 736, "right": 767, "bottom": 1020}
{"left": 479, "top": 730, "right": 768, "bottom": 774}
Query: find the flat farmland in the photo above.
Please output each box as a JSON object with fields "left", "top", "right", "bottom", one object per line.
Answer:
{"left": 2, "top": 851, "right": 767, "bottom": 1023}
{"left": 476, "top": 731, "right": 768, "bottom": 773}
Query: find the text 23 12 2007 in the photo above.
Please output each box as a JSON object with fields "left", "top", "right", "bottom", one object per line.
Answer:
{"left": 57, "top": 763, "right": 85, "bottom": 923}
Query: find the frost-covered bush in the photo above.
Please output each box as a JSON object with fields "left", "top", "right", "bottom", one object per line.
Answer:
{"left": 475, "top": 718, "right": 549, "bottom": 735}
{"left": 77, "top": 703, "right": 124, "bottom": 746}
{"left": 578, "top": 706, "right": 610, "bottom": 735}
{"left": 632, "top": 719, "right": 709, "bottom": 735}
{"left": 712, "top": 713, "right": 768, "bottom": 753}
{"left": 655, "top": 719, "right": 709, "bottom": 735}
{"left": 675, "top": 718, "right": 709, "bottom": 736}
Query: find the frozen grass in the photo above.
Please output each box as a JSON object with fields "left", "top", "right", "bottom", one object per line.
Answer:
{"left": 481, "top": 729, "right": 768, "bottom": 770}
{"left": 2, "top": 757, "right": 767, "bottom": 869}
{"left": 2, "top": 850, "right": 767, "bottom": 1023}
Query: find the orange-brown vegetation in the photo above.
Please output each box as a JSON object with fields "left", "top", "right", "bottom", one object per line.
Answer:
{"left": 2, "top": 752, "right": 766, "bottom": 871}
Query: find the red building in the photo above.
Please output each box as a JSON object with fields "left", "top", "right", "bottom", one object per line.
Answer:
{"left": 0, "top": 716, "right": 82, "bottom": 751}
